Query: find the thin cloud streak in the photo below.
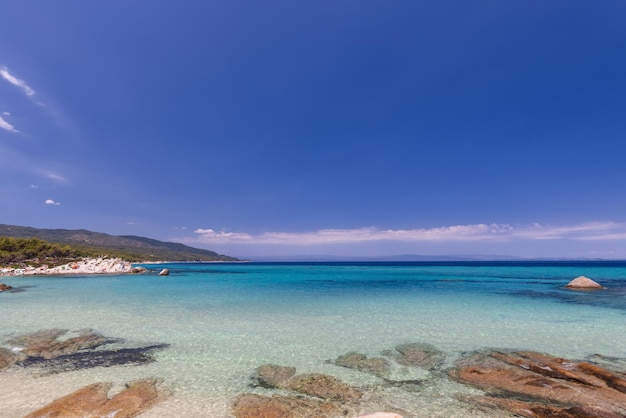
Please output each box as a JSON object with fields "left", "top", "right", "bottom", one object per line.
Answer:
{"left": 1, "top": 66, "right": 35, "bottom": 96}
{"left": 46, "top": 173, "right": 67, "bottom": 183}
{"left": 45, "top": 199, "right": 61, "bottom": 206}
{"left": 191, "top": 222, "right": 626, "bottom": 245}
{"left": 508, "top": 222, "right": 621, "bottom": 240}
{"left": 0, "top": 115, "right": 18, "bottom": 133}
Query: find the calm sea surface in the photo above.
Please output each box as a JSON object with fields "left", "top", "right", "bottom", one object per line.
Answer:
{"left": 1, "top": 262, "right": 625, "bottom": 417}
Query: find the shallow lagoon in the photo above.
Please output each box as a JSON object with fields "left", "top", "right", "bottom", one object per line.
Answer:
{"left": 1, "top": 262, "right": 625, "bottom": 417}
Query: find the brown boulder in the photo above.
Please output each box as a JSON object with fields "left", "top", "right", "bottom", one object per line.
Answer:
{"left": 24, "top": 382, "right": 112, "bottom": 418}
{"left": 231, "top": 393, "right": 344, "bottom": 418}
{"left": 450, "top": 350, "right": 626, "bottom": 417}
{"left": 473, "top": 396, "right": 623, "bottom": 418}
{"left": 565, "top": 276, "right": 605, "bottom": 289}
{"left": 576, "top": 361, "right": 626, "bottom": 393}
{"left": 24, "top": 378, "right": 165, "bottom": 418}
{"left": 95, "top": 378, "right": 163, "bottom": 418}
{"left": 0, "top": 283, "right": 13, "bottom": 291}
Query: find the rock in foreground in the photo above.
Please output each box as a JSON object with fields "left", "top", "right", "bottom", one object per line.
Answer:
{"left": 3, "top": 328, "right": 169, "bottom": 373}
{"left": 238, "top": 364, "right": 363, "bottom": 417}
{"left": 288, "top": 373, "right": 362, "bottom": 403}
{"left": 9, "top": 328, "right": 113, "bottom": 359}
{"left": 254, "top": 365, "right": 362, "bottom": 403}
{"left": 450, "top": 350, "right": 626, "bottom": 417}
{"left": 254, "top": 364, "right": 296, "bottom": 388}
{"left": 394, "top": 342, "right": 445, "bottom": 370}
{"left": 0, "top": 348, "right": 16, "bottom": 370}
{"left": 334, "top": 352, "right": 391, "bottom": 377}
{"left": 232, "top": 393, "right": 344, "bottom": 418}
{"left": 24, "top": 378, "right": 165, "bottom": 418}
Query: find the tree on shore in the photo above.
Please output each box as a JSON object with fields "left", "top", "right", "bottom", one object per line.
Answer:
{"left": 0, "top": 237, "right": 80, "bottom": 267}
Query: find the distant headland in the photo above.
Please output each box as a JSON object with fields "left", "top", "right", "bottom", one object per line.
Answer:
{"left": 0, "top": 224, "right": 238, "bottom": 276}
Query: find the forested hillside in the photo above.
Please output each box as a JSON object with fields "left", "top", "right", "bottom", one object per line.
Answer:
{"left": 0, "top": 225, "right": 238, "bottom": 264}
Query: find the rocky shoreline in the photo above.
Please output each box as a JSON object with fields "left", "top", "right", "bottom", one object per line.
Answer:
{"left": 2, "top": 328, "right": 625, "bottom": 417}
{"left": 0, "top": 328, "right": 169, "bottom": 417}
{"left": 0, "top": 257, "right": 134, "bottom": 277}
{"left": 230, "top": 342, "right": 626, "bottom": 418}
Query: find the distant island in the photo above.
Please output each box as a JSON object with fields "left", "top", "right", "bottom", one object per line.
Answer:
{"left": 0, "top": 224, "right": 238, "bottom": 268}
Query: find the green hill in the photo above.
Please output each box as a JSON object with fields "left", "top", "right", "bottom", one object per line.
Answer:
{"left": 0, "top": 224, "right": 238, "bottom": 263}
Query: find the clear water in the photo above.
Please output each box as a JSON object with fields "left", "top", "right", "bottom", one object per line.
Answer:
{"left": 1, "top": 262, "right": 625, "bottom": 417}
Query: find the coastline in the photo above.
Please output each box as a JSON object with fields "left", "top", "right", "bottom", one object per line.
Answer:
{"left": 0, "top": 257, "right": 133, "bottom": 277}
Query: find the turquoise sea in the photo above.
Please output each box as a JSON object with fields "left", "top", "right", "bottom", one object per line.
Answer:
{"left": 1, "top": 262, "right": 626, "bottom": 417}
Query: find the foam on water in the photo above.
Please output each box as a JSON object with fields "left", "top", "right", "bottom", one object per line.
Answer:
{"left": 1, "top": 262, "right": 625, "bottom": 417}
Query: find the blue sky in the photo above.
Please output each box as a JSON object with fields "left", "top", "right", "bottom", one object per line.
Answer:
{"left": 2, "top": 1, "right": 626, "bottom": 259}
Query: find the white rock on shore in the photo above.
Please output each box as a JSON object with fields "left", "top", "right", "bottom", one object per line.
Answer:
{"left": 1, "top": 257, "right": 133, "bottom": 277}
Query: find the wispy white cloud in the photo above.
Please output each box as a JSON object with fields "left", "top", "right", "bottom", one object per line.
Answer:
{"left": 508, "top": 222, "right": 620, "bottom": 240}
{"left": 45, "top": 199, "right": 61, "bottom": 206}
{"left": 30, "top": 184, "right": 38, "bottom": 189}
{"left": 191, "top": 222, "right": 626, "bottom": 245}
{"left": 1, "top": 67, "right": 35, "bottom": 96}
{"left": 0, "top": 115, "right": 18, "bottom": 133}
{"left": 46, "top": 173, "right": 67, "bottom": 183}
{"left": 3, "top": 111, "right": 10, "bottom": 116}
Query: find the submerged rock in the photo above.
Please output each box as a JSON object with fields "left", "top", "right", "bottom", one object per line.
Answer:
{"left": 232, "top": 393, "right": 344, "bottom": 418}
{"left": 0, "top": 348, "right": 16, "bottom": 370}
{"left": 254, "top": 364, "right": 296, "bottom": 388}
{"left": 334, "top": 352, "right": 391, "bottom": 377}
{"left": 237, "top": 364, "right": 364, "bottom": 417}
{"left": 129, "top": 267, "right": 147, "bottom": 274}
{"left": 25, "top": 382, "right": 111, "bottom": 418}
{"left": 4, "top": 328, "right": 168, "bottom": 373}
{"left": 565, "top": 276, "right": 605, "bottom": 290}
{"left": 18, "top": 343, "right": 170, "bottom": 374}
{"left": 8, "top": 328, "right": 115, "bottom": 359}
{"left": 0, "top": 283, "right": 13, "bottom": 291}
{"left": 449, "top": 350, "right": 626, "bottom": 417}
{"left": 472, "top": 396, "right": 624, "bottom": 418}
{"left": 394, "top": 342, "right": 445, "bottom": 370}
{"left": 288, "top": 373, "right": 362, "bottom": 402}
{"left": 94, "top": 378, "right": 165, "bottom": 418}
{"left": 23, "top": 378, "right": 165, "bottom": 418}
{"left": 252, "top": 364, "right": 361, "bottom": 403}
